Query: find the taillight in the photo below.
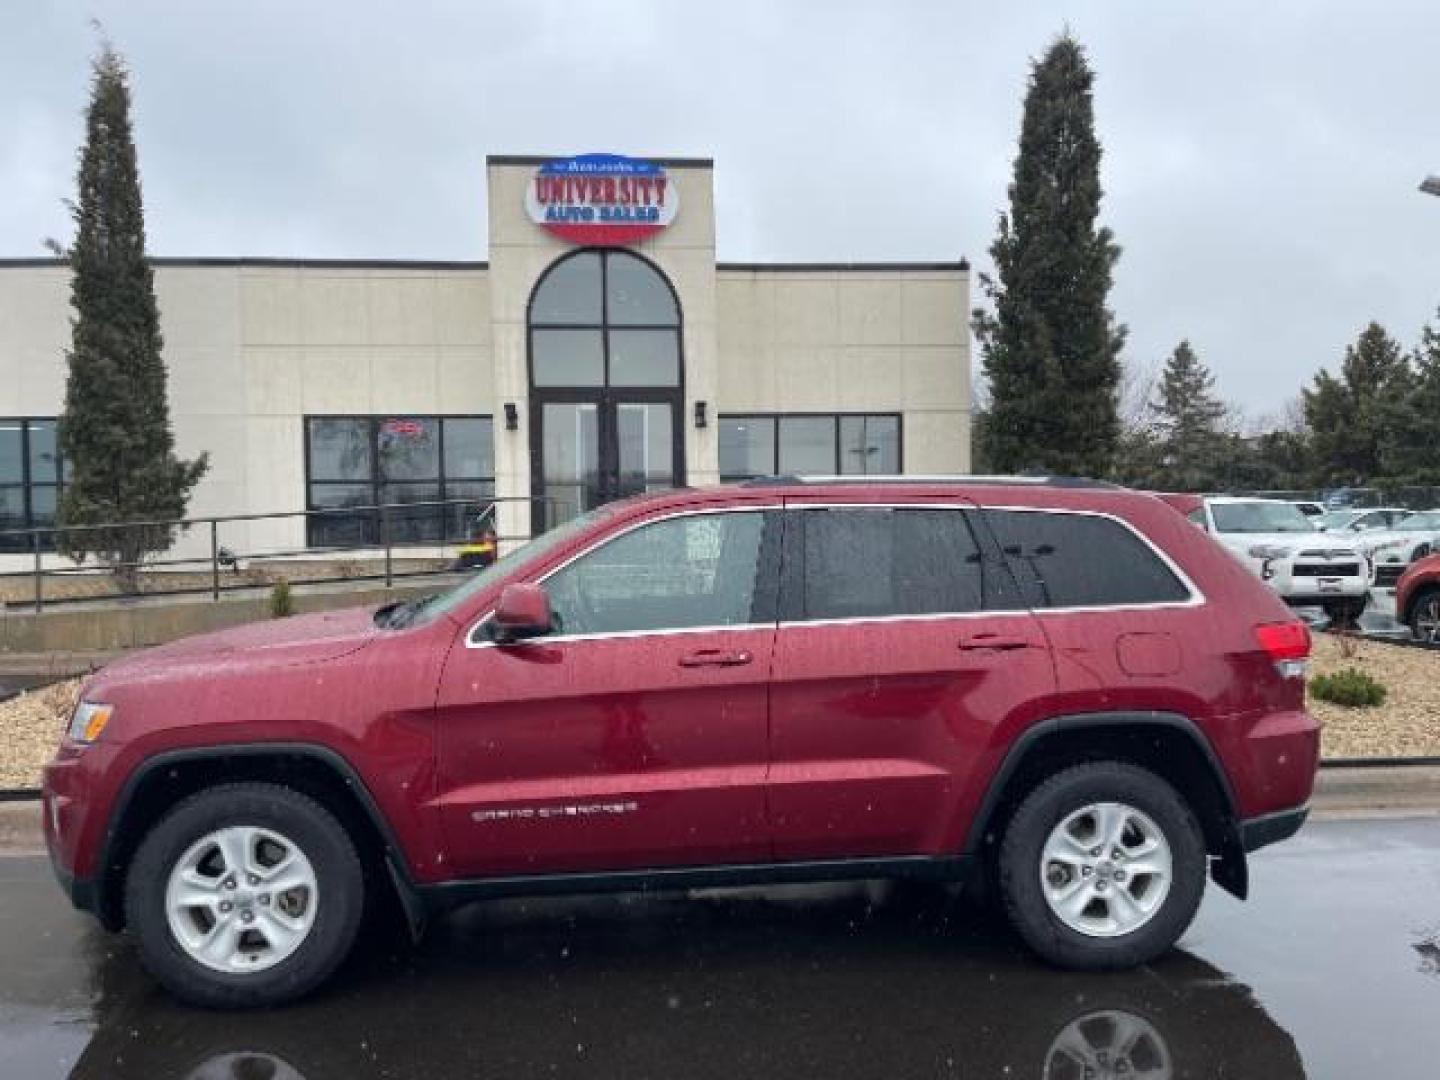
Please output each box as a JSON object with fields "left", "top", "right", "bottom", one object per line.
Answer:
{"left": 1255, "top": 620, "right": 1311, "bottom": 678}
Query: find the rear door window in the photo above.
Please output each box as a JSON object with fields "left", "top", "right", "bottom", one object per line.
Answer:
{"left": 791, "top": 507, "right": 1019, "bottom": 620}
{"left": 982, "top": 509, "right": 1191, "bottom": 609}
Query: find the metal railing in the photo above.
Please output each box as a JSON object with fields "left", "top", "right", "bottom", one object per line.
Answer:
{"left": 0, "top": 497, "right": 569, "bottom": 612}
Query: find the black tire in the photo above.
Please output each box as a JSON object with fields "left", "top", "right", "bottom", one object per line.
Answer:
{"left": 1323, "top": 595, "right": 1368, "bottom": 628}
{"left": 124, "top": 783, "right": 364, "bottom": 1008}
{"left": 997, "top": 761, "right": 1206, "bottom": 971}
{"left": 1409, "top": 585, "right": 1440, "bottom": 644}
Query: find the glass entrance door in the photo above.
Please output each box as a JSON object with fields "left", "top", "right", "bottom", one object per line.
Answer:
{"left": 528, "top": 249, "right": 685, "bottom": 532}
{"left": 615, "top": 400, "right": 675, "bottom": 500}
{"left": 533, "top": 396, "right": 680, "bottom": 531}
{"left": 538, "top": 401, "right": 600, "bottom": 529}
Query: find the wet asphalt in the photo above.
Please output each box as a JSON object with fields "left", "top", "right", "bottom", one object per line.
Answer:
{"left": 0, "top": 817, "right": 1436, "bottom": 1080}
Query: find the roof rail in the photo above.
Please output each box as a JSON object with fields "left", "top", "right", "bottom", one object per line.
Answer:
{"left": 737, "top": 474, "right": 1122, "bottom": 490}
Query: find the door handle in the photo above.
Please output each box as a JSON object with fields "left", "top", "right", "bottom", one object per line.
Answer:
{"left": 958, "top": 634, "right": 1032, "bottom": 652}
{"left": 678, "top": 648, "right": 753, "bottom": 667}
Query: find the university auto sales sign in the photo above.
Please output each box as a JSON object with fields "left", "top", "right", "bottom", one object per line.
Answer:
{"left": 525, "top": 153, "right": 679, "bottom": 246}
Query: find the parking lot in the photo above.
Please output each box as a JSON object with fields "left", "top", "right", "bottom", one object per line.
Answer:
{"left": 0, "top": 816, "right": 1435, "bottom": 1079}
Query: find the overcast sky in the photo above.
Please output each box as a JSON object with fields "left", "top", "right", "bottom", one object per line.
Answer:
{"left": 3, "top": 0, "right": 1438, "bottom": 416}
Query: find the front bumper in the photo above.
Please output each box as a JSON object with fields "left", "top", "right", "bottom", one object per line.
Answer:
{"left": 1240, "top": 804, "right": 1309, "bottom": 852}
{"left": 1282, "top": 593, "right": 1369, "bottom": 608}
{"left": 47, "top": 857, "right": 102, "bottom": 920}
{"left": 41, "top": 742, "right": 120, "bottom": 926}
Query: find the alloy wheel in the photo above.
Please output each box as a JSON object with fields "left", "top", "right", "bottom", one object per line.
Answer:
{"left": 1044, "top": 1009, "right": 1173, "bottom": 1080}
{"left": 1039, "top": 802, "right": 1173, "bottom": 938}
{"left": 164, "top": 826, "right": 319, "bottom": 974}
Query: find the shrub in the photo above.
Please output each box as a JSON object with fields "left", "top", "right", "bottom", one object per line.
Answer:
{"left": 268, "top": 579, "right": 295, "bottom": 619}
{"left": 1310, "top": 668, "right": 1387, "bottom": 708}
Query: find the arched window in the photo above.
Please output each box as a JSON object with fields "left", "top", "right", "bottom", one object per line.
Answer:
{"left": 529, "top": 250, "right": 681, "bottom": 388}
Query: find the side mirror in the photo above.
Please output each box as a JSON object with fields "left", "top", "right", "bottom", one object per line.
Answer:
{"left": 492, "top": 583, "right": 552, "bottom": 642}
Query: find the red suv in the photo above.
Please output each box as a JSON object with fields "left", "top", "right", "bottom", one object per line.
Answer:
{"left": 1396, "top": 552, "right": 1440, "bottom": 642}
{"left": 42, "top": 478, "right": 1319, "bottom": 1007}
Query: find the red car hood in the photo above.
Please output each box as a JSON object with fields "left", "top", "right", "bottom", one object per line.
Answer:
{"left": 101, "top": 605, "right": 383, "bottom": 678}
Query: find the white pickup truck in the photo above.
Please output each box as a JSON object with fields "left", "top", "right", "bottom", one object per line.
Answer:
{"left": 1187, "top": 496, "right": 1370, "bottom": 623}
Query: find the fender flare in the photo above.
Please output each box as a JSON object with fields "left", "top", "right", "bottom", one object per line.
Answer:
{"left": 90, "top": 742, "right": 425, "bottom": 932}
{"left": 962, "top": 710, "right": 1249, "bottom": 899}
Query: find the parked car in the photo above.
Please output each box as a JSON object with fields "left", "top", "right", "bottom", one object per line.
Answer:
{"left": 1353, "top": 510, "right": 1440, "bottom": 588}
{"left": 43, "top": 478, "right": 1319, "bottom": 1007}
{"left": 1173, "top": 495, "right": 1369, "bottom": 624}
{"left": 1315, "top": 507, "right": 1411, "bottom": 533}
{"left": 1395, "top": 552, "right": 1440, "bottom": 643}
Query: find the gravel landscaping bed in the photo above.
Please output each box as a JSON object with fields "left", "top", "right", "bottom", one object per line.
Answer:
{"left": 1310, "top": 633, "right": 1440, "bottom": 759}
{"left": 1, "top": 678, "right": 79, "bottom": 788}
{"left": 0, "top": 634, "right": 1434, "bottom": 789}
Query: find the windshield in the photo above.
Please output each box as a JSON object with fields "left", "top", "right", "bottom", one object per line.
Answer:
{"left": 1396, "top": 511, "right": 1440, "bottom": 531}
{"left": 1210, "top": 501, "right": 1316, "bottom": 534}
{"left": 1315, "top": 511, "right": 1359, "bottom": 531}
{"left": 416, "top": 508, "right": 612, "bottom": 623}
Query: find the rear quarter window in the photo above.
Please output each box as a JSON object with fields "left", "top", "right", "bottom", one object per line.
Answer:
{"left": 982, "top": 509, "right": 1192, "bottom": 609}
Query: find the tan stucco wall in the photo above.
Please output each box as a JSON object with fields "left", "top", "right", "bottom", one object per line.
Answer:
{"left": 0, "top": 261, "right": 492, "bottom": 563}
{"left": 715, "top": 267, "right": 971, "bottom": 472}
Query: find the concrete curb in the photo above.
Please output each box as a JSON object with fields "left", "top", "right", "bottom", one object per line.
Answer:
{"left": 3, "top": 765, "right": 1438, "bottom": 857}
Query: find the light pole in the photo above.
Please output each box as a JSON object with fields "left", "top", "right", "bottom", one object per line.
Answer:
{"left": 1421, "top": 175, "right": 1440, "bottom": 197}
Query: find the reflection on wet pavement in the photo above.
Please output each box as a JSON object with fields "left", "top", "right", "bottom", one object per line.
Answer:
{"left": 1, "top": 818, "right": 1436, "bottom": 1079}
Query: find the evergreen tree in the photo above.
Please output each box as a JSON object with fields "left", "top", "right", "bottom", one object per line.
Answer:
{"left": 1303, "top": 322, "right": 1408, "bottom": 486}
{"left": 1149, "top": 340, "right": 1227, "bottom": 490}
{"left": 1378, "top": 313, "right": 1440, "bottom": 484}
{"left": 972, "top": 33, "right": 1126, "bottom": 477}
{"left": 57, "top": 41, "right": 206, "bottom": 590}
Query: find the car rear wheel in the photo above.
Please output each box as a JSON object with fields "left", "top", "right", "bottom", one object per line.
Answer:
{"left": 998, "top": 761, "right": 1206, "bottom": 970}
{"left": 125, "top": 783, "right": 364, "bottom": 1008}
{"left": 1410, "top": 587, "right": 1440, "bottom": 644}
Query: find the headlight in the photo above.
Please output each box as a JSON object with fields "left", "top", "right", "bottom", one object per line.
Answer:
{"left": 1248, "top": 544, "right": 1290, "bottom": 560}
{"left": 67, "top": 702, "right": 114, "bottom": 744}
{"left": 1369, "top": 540, "right": 1404, "bottom": 557}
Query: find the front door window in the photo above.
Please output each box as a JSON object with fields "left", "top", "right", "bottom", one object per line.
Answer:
{"left": 543, "top": 511, "right": 766, "bottom": 637}
{"left": 529, "top": 250, "right": 683, "bottom": 531}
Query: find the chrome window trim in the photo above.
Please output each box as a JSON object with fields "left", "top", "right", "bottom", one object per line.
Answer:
{"left": 781, "top": 501, "right": 1205, "bottom": 618}
{"left": 465, "top": 505, "right": 780, "bottom": 649}
{"left": 465, "top": 499, "right": 1205, "bottom": 650}
{"left": 975, "top": 503, "right": 1205, "bottom": 612}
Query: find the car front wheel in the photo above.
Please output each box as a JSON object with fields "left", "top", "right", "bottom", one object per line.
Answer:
{"left": 124, "top": 783, "right": 364, "bottom": 1008}
{"left": 998, "top": 761, "right": 1206, "bottom": 970}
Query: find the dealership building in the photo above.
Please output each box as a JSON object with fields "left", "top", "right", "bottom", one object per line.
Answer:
{"left": 0, "top": 154, "right": 971, "bottom": 560}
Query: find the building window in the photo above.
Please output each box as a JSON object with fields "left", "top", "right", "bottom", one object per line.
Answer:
{"left": 529, "top": 249, "right": 681, "bottom": 389}
{"left": 0, "top": 418, "right": 67, "bottom": 553}
{"left": 718, "top": 413, "right": 901, "bottom": 480}
{"left": 305, "top": 416, "right": 494, "bottom": 548}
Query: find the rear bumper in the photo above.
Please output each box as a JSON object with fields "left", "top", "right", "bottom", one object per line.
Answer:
{"left": 1240, "top": 804, "right": 1309, "bottom": 853}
